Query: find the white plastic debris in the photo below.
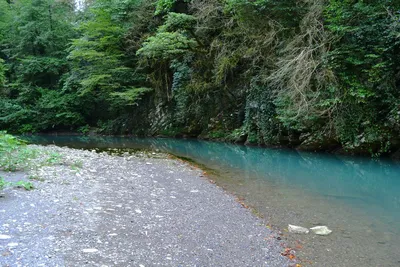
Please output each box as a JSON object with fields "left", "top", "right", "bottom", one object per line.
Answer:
{"left": 310, "top": 226, "right": 332, "bottom": 236}
{"left": 288, "top": 224, "right": 309, "bottom": 234}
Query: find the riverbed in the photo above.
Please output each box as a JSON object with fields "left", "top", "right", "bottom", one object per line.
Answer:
{"left": 0, "top": 145, "right": 289, "bottom": 266}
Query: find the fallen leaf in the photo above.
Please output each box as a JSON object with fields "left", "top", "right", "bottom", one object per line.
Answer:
{"left": 281, "top": 247, "right": 296, "bottom": 260}
{"left": 281, "top": 247, "right": 292, "bottom": 256}
{"left": 295, "top": 244, "right": 303, "bottom": 249}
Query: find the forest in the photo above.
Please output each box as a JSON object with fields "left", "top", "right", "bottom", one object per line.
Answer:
{"left": 0, "top": 0, "right": 399, "bottom": 156}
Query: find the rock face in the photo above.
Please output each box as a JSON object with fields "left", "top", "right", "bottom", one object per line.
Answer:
{"left": 392, "top": 149, "right": 400, "bottom": 160}
{"left": 310, "top": 226, "right": 332, "bottom": 236}
{"left": 297, "top": 134, "right": 339, "bottom": 152}
{"left": 288, "top": 224, "right": 309, "bottom": 234}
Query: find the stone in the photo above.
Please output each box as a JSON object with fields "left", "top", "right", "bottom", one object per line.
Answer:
{"left": 288, "top": 224, "right": 309, "bottom": 234}
{"left": 0, "top": 234, "right": 12, "bottom": 239}
{"left": 310, "top": 226, "right": 332, "bottom": 236}
{"left": 82, "top": 248, "right": 99, "bottom": 253}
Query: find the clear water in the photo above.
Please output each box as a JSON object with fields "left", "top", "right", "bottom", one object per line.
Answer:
{"left": 24, "top": 135, "right": 400, "bottom": 266}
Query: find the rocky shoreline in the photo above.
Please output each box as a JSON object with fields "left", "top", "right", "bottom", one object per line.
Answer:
{"left": 0, "top": 145, "right": 291, "bottom": 266}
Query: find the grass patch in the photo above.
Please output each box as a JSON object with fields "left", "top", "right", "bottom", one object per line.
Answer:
{"left": 0, "top": 176, "right": 35, "bottom": 191}
{"left": 29, "top": 174, "right": 45, "bottom": 182}
{"left": 14, "top": 181, "right": 34, "bottom": 191}
{"left": 46, "top": 152, "right": 63, "bottom": 165}
{"left": 0, "top": 132, "right": 39, "bottom": 171}
{"left": 0, "top": 132, "right": 66, "bottom": 172}
{"left": 0, "top": 177, "right": 6, "bottom": 190}
{"left": 71, "top": 160, "right": 83, "bottom": 169}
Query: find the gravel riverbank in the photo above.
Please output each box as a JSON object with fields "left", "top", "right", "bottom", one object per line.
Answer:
{"left": 0, "top": 145, "right": 291, "bottom": 266}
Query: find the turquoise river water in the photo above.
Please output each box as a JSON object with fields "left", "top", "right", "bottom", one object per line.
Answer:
{"left": 24, "top": 135, "right": 400, "bottom": 266}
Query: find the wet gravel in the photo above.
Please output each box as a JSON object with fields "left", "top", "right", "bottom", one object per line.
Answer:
{"left": 0, "top": 145, "right": 290, "bottom": 266}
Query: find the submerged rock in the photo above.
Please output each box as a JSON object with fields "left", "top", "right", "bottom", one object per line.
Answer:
{"left": 288, "top": 224, "right": 309, "bottom": 234}
{"left": 310, "top": 226, "right": 332, "bottom": 236}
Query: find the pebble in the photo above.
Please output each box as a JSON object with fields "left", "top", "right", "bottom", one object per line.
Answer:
{"left": 0, "top": 234, "right": 12, "bottom": 239}
{"left": 82, "top": 248, "right": 99, "bottom": 253}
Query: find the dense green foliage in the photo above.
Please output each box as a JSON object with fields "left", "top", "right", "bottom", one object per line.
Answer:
{"left": 1, "top": 0, "right": 400, "bottom": 155}
{"left": 0, "top": 0, "right": 81, "bottom": 132}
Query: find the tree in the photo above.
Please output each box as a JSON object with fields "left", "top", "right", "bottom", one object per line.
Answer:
{"left": 3, "top": 0, "right": 75, "bottom": 88}
{"left": 0, "top": 0, "right": 81, "bottom": 133}
{"left": 66, "top": 0, "right": 153, "bottom": 131}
